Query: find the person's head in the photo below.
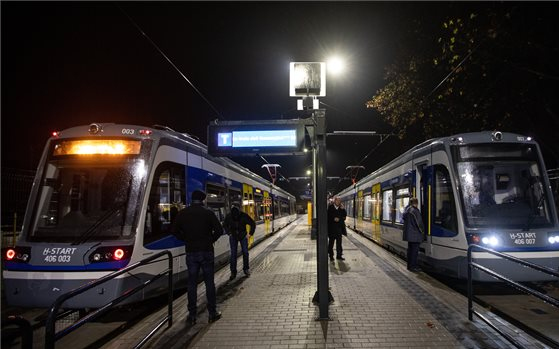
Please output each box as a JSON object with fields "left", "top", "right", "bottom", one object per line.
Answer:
{"left": 231, "top": 205, "right": 240, "bottom": 219}
{"left": 334, "top": 197, "right": 341, "bottom": 206}
{"left": 191, "top": 190, "right": 206, "bottom": 204}
{"left": 410, "top": 197, "right": 418, "bottom": 207}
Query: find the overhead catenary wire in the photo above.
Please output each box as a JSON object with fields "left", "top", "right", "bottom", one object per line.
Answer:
{"left": 115, "top": 3, "right": 223, "bottom": 120}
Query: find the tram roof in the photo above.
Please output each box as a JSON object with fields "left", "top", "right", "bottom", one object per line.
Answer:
{"left": 53, "top": 123, "right": 295, "bottom": 200}
{"left": 336, "top": 131, "right": 536, "bottom": 197}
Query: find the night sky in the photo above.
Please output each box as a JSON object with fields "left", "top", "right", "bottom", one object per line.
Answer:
{"left": 2, "top": 2, "right": 559, "bottom": 198}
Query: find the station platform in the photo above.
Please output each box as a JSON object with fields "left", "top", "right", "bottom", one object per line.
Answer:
{"left": 106, "top": 216, "right": 550, "bottom": 349}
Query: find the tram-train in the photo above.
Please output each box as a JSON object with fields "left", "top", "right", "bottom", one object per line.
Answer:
{"left": 337, "top": 131, "right": 559, "bottom": 281}
{"left": 3, "top": 123, "right": 297, "bottom": 308}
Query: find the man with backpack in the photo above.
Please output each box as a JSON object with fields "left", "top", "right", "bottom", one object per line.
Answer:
{"left": 223, "top": 205, "right": 256, "bottom": 280}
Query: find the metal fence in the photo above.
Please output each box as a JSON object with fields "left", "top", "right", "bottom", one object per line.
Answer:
{"left": 1, "top": 168, "right": 35, "bottom": 244}
{"left": 467, "top": 244, "right": 559, "bottom": 348}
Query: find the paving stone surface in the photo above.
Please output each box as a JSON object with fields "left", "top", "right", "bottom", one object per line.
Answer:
{"left": 107, "top": 216, "right": 551, "bottom": 349}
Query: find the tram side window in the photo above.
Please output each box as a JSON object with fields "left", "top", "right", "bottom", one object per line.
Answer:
{"left": 382, "top": 189, "right": 393, "bottom": 223}
{"left": 274, "top": 199, "right": 281, "bottom": 218}
{"left": 281, "top": 201, "right": 289, "bottom": 216}
{"left": 345, "top": 199, "right": 354, "bottom": 217}
{"left": 207, "top": 183, "right": 226, "bottom": 222}
{"left": 395, "top": 187, "right": 410, "bottom": 225}
{"left": 434, "top": 165, "right": 458, "bottom": 234}
{"left": 145, "top": 162, "right": 186, "bottom": 245}
{"left": 363, "top": 194, "right": 373, "bottom": 221}
{"left": 228, "top": 188, "right": 242, "bottom": 209}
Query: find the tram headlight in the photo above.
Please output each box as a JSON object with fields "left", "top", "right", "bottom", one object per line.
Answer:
{"left": 481, "top": 236, "right": 499, "bottom": 247}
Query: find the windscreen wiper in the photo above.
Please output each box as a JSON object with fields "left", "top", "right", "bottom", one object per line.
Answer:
{"left": 72, "top": 202, "right": 126, "bottom": 245}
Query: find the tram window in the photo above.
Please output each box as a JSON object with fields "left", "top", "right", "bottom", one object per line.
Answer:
{"left": 207, "top": 183, "right": 226, "bottom": 222}
{"left": 228, "top": 188, "right": 242, "bottom": 209}
{"left": 496, "top": 174, "right": 510, "bottom": 190}
{"left": 281, "top": 201, "right": 290, "bottom": 216}
{"left": 345, "top": 199, "right": 353, "bottom": 217}
{"left": 363, "top": 194, "right": 373, "bottom": 221}
{"left": 274, "top": 199, "right": 281, "bottom": 218}
{"left": 395, "top": 187, "right": 410, "bottom": 225}
{"left": 145, "top": 162, "right": 186, "bottom": 245}
{"left": 32, "top": 162, "right": 140, "bottom": 242}
{"left": 433, "top": 165, "right": 457, "bottom": 234}
{"left": 254, "top": 193, "right": 264, "bottom": 221}
{"left": 382, "top": 189, "right": 393, "bottom": 223}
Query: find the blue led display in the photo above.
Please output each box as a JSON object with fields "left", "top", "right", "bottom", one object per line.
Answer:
{"left": 218, "top": 130, "right": 297, "bottom": 148}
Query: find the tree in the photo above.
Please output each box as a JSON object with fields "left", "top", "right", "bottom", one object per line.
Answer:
{"left": 366, "top": 3, "right": 559, "bottom": 165}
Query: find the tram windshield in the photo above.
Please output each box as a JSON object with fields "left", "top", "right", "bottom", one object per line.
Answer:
{"left": 29, "top": 151, "right": 148, "bottom": 242}
{"left": 454, "top": 143, "right": 552, "bottom": 229}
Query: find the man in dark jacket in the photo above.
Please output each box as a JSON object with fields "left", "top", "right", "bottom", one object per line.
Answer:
{"left": 403, "top": 197, "right": 425, "bottom": 272}
{"left": 328, "top": 196, "right": 347, "bottom": 261}
{"left": 172, "top": 190, "right": 223, "bottom": 325}
{"left": 223, "top": 205, "right": 255, "bottom": 280}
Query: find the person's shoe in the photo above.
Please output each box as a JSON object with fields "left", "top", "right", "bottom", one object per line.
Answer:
{"left": 244, "top": 270, "right": 251, "bottom": 277}
{"left": 229, "top": 273, "right": 237, "bottom": 281}
{"left": 208, "top": 311, "right": 222, "bottom": 323}
{"left": 186, "top": 316, "right": 196, "bottom": 325}
{"left": 336, "top": 256, "right": 345, "bottom": 261}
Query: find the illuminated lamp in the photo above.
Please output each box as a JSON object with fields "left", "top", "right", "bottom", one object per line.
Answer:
{"left": 53, "top": 140, "right": 141, "bottom": 155}
{"left": 113, "top": 248, "right": 125, "bottom": 260}
{"left": 6, "top": 249, "right": 15, "bottom": 260}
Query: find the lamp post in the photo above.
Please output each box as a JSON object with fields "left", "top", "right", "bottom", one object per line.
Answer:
{"left": 290, "top": 60, "right": 343, "bottom": 320}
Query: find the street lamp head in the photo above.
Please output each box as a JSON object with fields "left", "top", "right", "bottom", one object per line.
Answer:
{"left": 327, "top": 57, "right": 345, "bottom": 75}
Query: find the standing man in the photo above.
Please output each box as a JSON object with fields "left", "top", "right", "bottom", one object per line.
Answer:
{"left": 223, "top": 205, "right": 255, "bottom": 280}
{"left": 327, "top": 196, "right": 347, "bottom": 261}
{"left": 403, "top": 197, "right": 425, "bottom": 272}
{"left": 172, "top": 190, "right": 223, "bottom": 325}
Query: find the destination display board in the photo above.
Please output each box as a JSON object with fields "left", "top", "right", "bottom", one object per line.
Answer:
{"left": 207, "top": 120, "right": 306, "bottom": 156}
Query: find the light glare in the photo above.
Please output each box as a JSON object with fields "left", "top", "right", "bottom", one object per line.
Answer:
{"left": 327, "top": 57, "right": 345, "bottom": 75}
{"left": 53, "top": 140, "right": 141, "bottom": 155}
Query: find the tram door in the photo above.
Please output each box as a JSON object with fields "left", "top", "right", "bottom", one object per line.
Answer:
{"left": 371, "top": 184, "right": 381, "bottom": 243}
{"left": 417, "top": 163, "right": 433, "bottom": 256}
{"left": 242, "top": 184, "right": 256, "bottom": 247}
{"left": 242, "top": 184, "right": 255, "bottom": 218}
{"left": 263, "top": 191, "right": 271, "bottom": 235}
{"left": 356, "top": 190, "right": 364, "bottom": 233}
